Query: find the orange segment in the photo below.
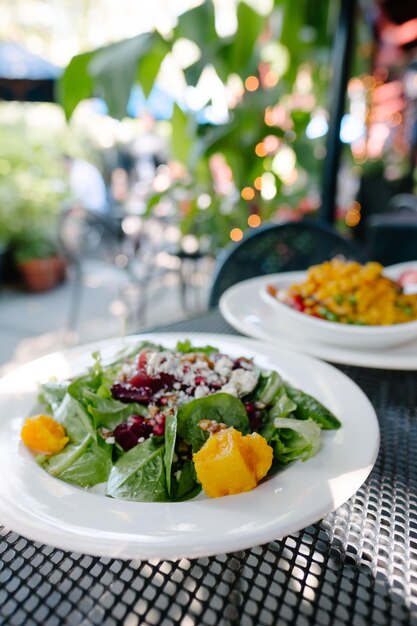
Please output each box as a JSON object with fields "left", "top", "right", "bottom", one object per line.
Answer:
{"left": 21, "top": 415, "right": 69, "bottom": 454}
{"left": 193, "top": 427, "right": 273, "bottom": 498}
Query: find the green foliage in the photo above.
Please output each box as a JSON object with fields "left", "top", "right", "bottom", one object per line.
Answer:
{"left": 13, "top": 231, "right": 58, "bottom": 263}
{"left": 56, "top": 0, "right": 341, "bottom": 249}
{"left": 89, "top": 34, "right": 157, "bottom": 119}
{"left": 0, "top": 104, "right": 70, "bottom": 250}
{"left": 171, "top": 104, "right": 194, "bottom": 167}
{"left": 57, "top": 49, "right": 96, "bottom": 120}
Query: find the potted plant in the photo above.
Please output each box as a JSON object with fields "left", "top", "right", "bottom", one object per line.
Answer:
{"left": 0, "top": 102, "right": 71, "bottom": 287}
{"left": 13, "top": 231, "right": 63, "bottom": 292}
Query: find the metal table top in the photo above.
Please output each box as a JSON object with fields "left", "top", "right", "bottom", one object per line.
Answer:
{"left": 1, "top": 309, "right": 417, "bottom": 626}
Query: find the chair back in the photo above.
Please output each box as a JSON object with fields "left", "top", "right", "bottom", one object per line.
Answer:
{"left": 365, "top": 193, "right": 417, "bottom": 265}
{"left": 208, "top": 219, "right": 366, "bottom": 307}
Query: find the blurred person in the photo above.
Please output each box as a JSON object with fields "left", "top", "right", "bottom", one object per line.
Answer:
{"left": 64, "top": 155, "right": 109, "bottom": 213}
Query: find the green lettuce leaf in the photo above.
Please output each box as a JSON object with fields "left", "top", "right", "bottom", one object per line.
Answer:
{"left": 106, "top": 438, "right": 168, "bottom": 502}
{"left": 284, "top": 386, "right": 341, "bottom": 430}
{"left": 42, "top": 434, "right": 112, "bottom": 487}
{"left": 272, "top": 417, "right": 321, "bottom": 464}
{"left": 177, "top": 392, "right": 250, "bottom": 452}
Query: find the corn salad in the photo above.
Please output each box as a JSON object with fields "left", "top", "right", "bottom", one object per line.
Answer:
{"left": 268, "top": 259, "right": 417, "bottom": 326}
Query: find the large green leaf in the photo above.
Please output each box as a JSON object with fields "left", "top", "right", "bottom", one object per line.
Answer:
{"left": 175, "top": 1, "right": 217, "bottom": 48}
{"left": 220, "top": 2, "right": 266, "bottom": 79}
{"left": 171, "top": 104, "right": 194, "bottom": 166}
{"left": 136, "top": 36, "right": 170, "bottom": 97}
{"left": 88, "top": 33, "right": 156, "bottom": 119}
{"left": 58, "top": 34, "right": 159, "bottom": 120}
{"left": 57, "top": 50, "right": 96, "bottom": 120}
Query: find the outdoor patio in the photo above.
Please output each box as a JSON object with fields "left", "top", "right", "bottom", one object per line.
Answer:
{"left": 0, "top": 258, "right": 211, "bottom": 376}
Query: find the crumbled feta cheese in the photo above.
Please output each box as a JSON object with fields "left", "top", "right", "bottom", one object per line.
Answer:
{"left": 214, "top": 356, "right": 234, "bottom": 377}
{"left": 105, "top": 437, "right": 115, "bottom": 444}
{"left": 220, "top": 383, "right": 238, "bottom": 397}
{"left": 194, "top": 384, "right": 210, "bottom": 399}
{"left": 221, "top": 368, "right": 257, "bottom": 397}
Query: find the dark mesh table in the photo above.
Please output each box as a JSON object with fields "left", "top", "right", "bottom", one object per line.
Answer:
{"left": 1, "top": 310, "right": 417, "bottom": 626}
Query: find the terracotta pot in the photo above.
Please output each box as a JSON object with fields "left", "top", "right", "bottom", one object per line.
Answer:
{"left": 18, "top": 258, "right": 58, "bottom": 292}
{"left": 52, "top": 255, "right": 67, "bottom": 283}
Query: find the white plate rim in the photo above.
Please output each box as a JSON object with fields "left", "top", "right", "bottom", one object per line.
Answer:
{"left": 220, "top": 274, "right": 417, "bottom": 370}
{"left": 0, "top": 332, "right": 379, "bottom": 560}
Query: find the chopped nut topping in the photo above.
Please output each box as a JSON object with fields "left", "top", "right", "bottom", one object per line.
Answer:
{"left": 198, "top": 419, "right": 227, "bottom": 434}
{"left": 148, "top": 405, "right": 159, "bottom": 418}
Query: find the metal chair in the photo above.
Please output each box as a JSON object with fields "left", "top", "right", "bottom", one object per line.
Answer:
{"left": 366, "top": 193, "right": 417, "bottom": 265}
{"left": 208, "top": 219, "right": 366, "bottom": 307}
{"left": 58, "top": 206, "right": 137, "bottom": 336}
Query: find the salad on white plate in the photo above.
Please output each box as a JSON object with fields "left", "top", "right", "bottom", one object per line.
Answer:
{"left": 21, "top": 338, "right": 341, "bottom": 502}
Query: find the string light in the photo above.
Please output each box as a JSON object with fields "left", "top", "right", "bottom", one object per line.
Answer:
{"left": 241, "top": 187, "right": 255, "bottom": 200}
{"left": 265, "top": 107, "right": 275, "bottom": 126}
{"left": 345, "top": 201, "right": 361, "bottom": 227}
{"left": 245, "top": 76, "right": 259, "bottom": 92}
{"left": 230, "top": 228, "right": 244, "bottom": 241}
{"left": 255, "top": 143, "right": 267, "bottom": 157}
{"left": 254, "top": 176, "right": 262, "bottom": 190}
{"left": 264, "top": 70, "right": 278, "bottom": 88}
{"left": 248, "top": 214, "right": 261, "bottom": 228}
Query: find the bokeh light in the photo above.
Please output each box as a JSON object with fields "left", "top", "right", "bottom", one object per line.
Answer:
{"left": 245, "top": 76, "right": 259, "bottom": 92}
{"left": 248, "top": 214, "right": 261, "bottom": 228}
{"left": 230, "top": 228, "right": 243, "bottom": 241}
{"left": 241, "top": 187, "right": 255, "bottom": 200}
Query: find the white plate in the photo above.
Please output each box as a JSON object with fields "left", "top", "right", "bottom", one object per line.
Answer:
{"left": 383, "top": 260, "right": 417, "bottom": 279}
{"left": 220, "top": 275, "right": 417, "bottom": 370}
{"left": 0, "top": 333, "right": 378, "bottom": 561}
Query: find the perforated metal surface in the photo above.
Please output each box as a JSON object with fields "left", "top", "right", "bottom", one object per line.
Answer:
{"left": 1, "top": 310, "right": 417, "bottom": 626}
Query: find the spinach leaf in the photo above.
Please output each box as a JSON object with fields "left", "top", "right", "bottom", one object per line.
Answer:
{"left": 84, "top": 392, "right": 148, "bottom": 431}
{"left": 175, "top": 339, "right": 218, "bottom": 355}
{"left": 175, "top": 460, "right": 201, "bottom": 501}
{"left": 68, "top": 375, "right": 99, "bottom": 406}
{"left": 271, "top": 418, "right": 321, "bottom": 464}
{"left": 252, "top": 371, "right": 283, "bottom": 406}
{"left": 54, "top": 393, "right": 96, "bottom": 443}
{"left": 260, "top": 388, "right": 296, "bottom": 440}
{"left": 42, "top": 434, "right": 113, "bottom": 487}
{"left": 177, "top": 393, "right": 250, "bottom": 452}
{"left": 106, "top": 438, "right": 168, "bottom": 502}
{"left": 284, "top": 385, "right": 341, "bottom": 430}
{"left": 164, "top": 412, "right": 177, "bottom": 496}
{"left": 39, "top": 381, "right": 69, "bottom": 413}
{"left": 269, "top": 388, "right": 297, "bottom": 419}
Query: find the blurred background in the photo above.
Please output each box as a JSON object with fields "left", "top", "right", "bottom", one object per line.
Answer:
{"left": 1, "top": 0, "right": 417, "bottom": 373}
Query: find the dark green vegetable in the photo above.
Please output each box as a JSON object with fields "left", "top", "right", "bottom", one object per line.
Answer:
{"left": 254, "top": 371, "right": 282, "bottom": 406}
{"left": 85, "top": 393, "right": 148, "bottom": 431}
{"left": 174, "top": 460, "right": 201, "bottom": 501}
{"left": 38, "top": 381, "right": 69, "bottom": 413}
{"left": 175, "top": 339, "right": 218, "bottom": 355}
{"left": 269, "top": 388, "right": 297, "bottom": 419}
{"left": 270, "top": 418, "right": 321, "bottom": 464}
{"left": 260, "top": 388, "right": 297, "bottom": 440}
{"left": 42, "top": 434, "right": 112, "bottom": 487}
{"left": 177, "top": 393, "right": 250, "bottom": 452}
{"left": 284, "top": 385, "right": 341, "bottom": 430}
{"left": 54, "top": 394, "right": 96, "bottom": 443}
{"left": 106, "top": 438, "right": 168, "bottom": 502}
{"left": 164, "top": 412, "right": 177, "bottom": 496}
